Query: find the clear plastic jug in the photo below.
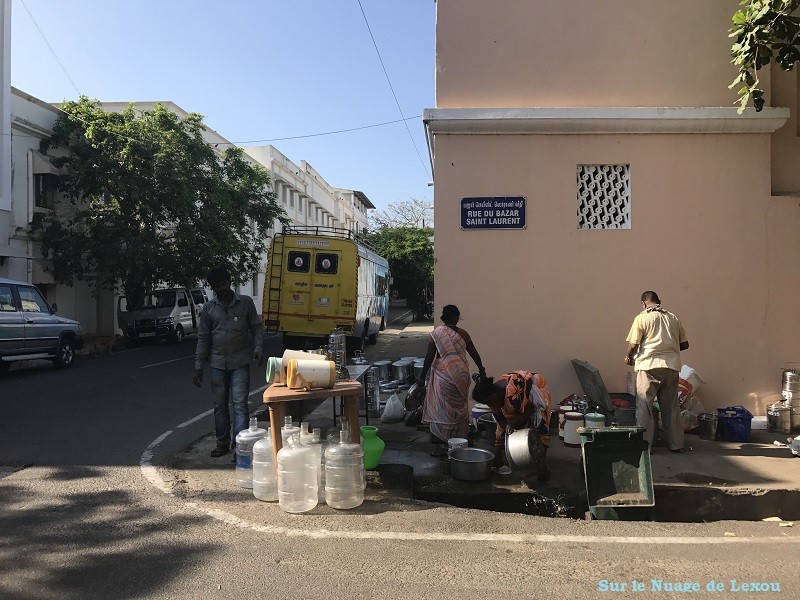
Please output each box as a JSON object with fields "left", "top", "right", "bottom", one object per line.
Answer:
{"left": 324, "top": 429, "right": 365, "bottom": 509}
{"left": 305, "top": 428, "right": 327, "bottom": 504}
{"left": 277, "top": 433, "right": 318, "bottom": 513}
{"left": 235, "top": 416, "right": 268, "bottom": 488}
{"left": 281, "top": 416, "right": 300, "bottom": 443}
{"left": 252, "top": 433, "right": 278, "bottom": 502}
{"left": 299, "top": 421, "right": 315, "bottom": 446}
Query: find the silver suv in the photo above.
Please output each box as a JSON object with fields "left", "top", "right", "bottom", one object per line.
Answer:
{"left": 0, "top": 277, "right": 84, "bottom": 373}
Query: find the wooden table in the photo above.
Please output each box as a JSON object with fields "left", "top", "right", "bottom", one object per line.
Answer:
{"left": 262, "top": 381, "right": 363, "bottom": 474}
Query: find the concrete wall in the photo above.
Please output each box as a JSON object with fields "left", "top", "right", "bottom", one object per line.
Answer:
{"left": 770, "top": 68, "right": 800, "bottom": 195}
{"left": 435, "top": 0, "right": 741, "bottom": 108}
{"left": 430, "top": 0, "right": 800, "bottom": 413}
{"left": 432, "top": 131, "right": 797, "bottom": 413}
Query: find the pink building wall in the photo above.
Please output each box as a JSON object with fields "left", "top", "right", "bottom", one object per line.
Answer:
{"left": 429, "top": 0, "right": 800, "bottom": 413}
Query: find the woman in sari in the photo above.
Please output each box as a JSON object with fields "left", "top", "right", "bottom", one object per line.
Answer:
{"left": 417, "top": 305, "right": 486, "bottom": 453}
{"left": 472, "top": 371, "right": 552, "bottom": 482}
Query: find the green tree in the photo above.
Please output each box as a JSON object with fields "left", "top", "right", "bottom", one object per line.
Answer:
{"left": 362, "top": 226, "right": 434, "bottom": 319}
{"left": 32, "top": 97, "right": 285, "bottom": 307}
{"left": 729, "top": 0, "right": 800, "bottom": 112}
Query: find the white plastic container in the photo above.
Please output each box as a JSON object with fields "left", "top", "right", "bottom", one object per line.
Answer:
{"left": 235, "top": 417, "right": 268, "bottom": 489}
{"left": 281, "top": 416, "right": 300, "bottom": 443}
{"left": 305, "top": 428, "right": 327, "bottom": 504}
{"left": 299, "top": 421, "right": 316, "bottom": 446}
{"left": 252, "top": 433, "right": 278, "bottom": 502}
{"left": 277, "top": 433, "right": 318, "bottom": 513}
{"left": 325, "top": 430, "right": 365, "bottom": 509}
{"left": 563, "top": 412, "right": 585, "bottom": 448}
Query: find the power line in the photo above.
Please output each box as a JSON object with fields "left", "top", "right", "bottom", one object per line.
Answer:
{"left": 4, "top": 114, "right": 424, "bottom": 146}
{"left": 355, "top": 0, "right": 432, "bottom": 180}
{"left": 19, "top": 0, "right": 82, "bottom": 97}
{"left": 225, "top": 115, "right": 422, "bottom": 145}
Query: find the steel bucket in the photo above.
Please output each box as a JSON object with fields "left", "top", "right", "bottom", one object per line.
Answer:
{"left": 698, "top": 413, "right": 718, "bottom": 441}
{"left": 767, "top": 403, "right": 791, "bottom": 434}
{"left": 374, "top": 360, "right": 391, "bottom": 382}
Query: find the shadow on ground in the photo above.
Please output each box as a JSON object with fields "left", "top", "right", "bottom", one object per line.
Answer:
{"left": 0, "top": 478, "right": 214, "bottom": 600}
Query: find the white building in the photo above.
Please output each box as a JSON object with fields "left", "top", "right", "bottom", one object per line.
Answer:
{"left": 0, "top": 88, "right": 374, "bottom": 336}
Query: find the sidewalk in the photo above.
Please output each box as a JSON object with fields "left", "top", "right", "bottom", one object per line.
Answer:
{"left": 171, "top": 317, "right": 800, "bottom": 522}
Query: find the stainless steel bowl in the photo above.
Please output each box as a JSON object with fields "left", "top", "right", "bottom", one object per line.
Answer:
{"left": 448, "top": 447, "right": 494, "bottom": 481}
{"left": 505, "top": 428, "right": 546, "bottom": 476}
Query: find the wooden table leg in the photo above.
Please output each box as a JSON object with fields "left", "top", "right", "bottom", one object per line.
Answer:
{"left": 268, "top": 403, "right": 286, "bottom": 477}
{"left": 343, "top": 393, "right": 361, "bottom": 444}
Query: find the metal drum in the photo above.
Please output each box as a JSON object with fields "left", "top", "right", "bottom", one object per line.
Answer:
{"left": 782, "top": 369, "right": 800, "bottom": 389}
{"left": 373, "top": 360, "right": 391, "bottom": 382}
{"left": 767, "top": 402, "right": 791, "bottom": 435}
{"left": 392, "top": 360, "right": 411, "bottom": 382}
{"left": 413, "top": 360, "right": 425, "bottom": 381}
{"left": 792, "top": 407, "right": 800, "bottom": 433}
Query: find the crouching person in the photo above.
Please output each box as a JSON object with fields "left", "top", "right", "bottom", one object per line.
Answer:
{"left": 472, "top": 371, "right": 552, "bottom": 482}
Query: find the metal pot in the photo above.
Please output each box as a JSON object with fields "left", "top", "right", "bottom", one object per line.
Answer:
{"left": 374, "top": 360, "right": 392, "bottom": 382}
{"left": 413, "top": 361, "right": 425, "bottom": 381}
{"left": 392, "top": 361, "right": 411, "bottom": 382}
{"left": 698, "top": 413, "right": 718, "bottom": 440}
{"left": 448, "top": 447, "right": 494, "bottom": 481}
{"left": 767, "top": 403, "right": 791, "bottom": 435}
{"left": 476, "top": 413, "right": 496, "bottom": 435}
{"left": 505, "top": 428, "right": 546, "bottom": 476}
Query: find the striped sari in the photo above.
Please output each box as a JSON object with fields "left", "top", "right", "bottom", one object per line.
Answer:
{"left": 422, "top": 325, "right": 471, "bottom": 442}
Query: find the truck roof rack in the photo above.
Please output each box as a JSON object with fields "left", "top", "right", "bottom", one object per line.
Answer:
{"left": 281, "top": 225, "right": 379, "bottom": 254}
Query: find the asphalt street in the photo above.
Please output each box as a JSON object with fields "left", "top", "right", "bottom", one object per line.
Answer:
{"left": 1, "top": 317, "right": 799, "bottom": 600}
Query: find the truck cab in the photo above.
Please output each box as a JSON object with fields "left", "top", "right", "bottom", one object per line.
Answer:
{"left": 118, "top": 287, "right": 198, "bottom": 343}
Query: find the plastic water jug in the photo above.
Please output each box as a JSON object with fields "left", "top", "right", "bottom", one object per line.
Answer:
{"left": 281, "top": 416, "right": 300, "bottom": 443}
{"left": 235, "top": 416, "right": 268, "bottom": 488}
{"left": 325, "top": 430, "right": 365, "bottom": 509}
{"left": 277, "top": 433, "right": 318, "bottom": 513}
{"left": 299, "top": 421, "right": 315, "bottom": 446}
{"left": 305, "top": 428, "right": 327, "bottom": 503}
{"left": 252, "top": 433, "right": 278, "bottom": 502}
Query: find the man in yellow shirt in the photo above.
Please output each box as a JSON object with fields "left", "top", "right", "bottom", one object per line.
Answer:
{"left": 624, "top": 291, "right": 689, "bottom": 452}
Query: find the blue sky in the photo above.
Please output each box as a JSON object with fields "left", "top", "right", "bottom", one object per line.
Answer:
{"left": 10, "top": 0, "right": 435, "bottom": 211}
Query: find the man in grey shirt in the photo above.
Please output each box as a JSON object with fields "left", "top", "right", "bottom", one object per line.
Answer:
{"left": 193, "top": 266, "right": 263, "bottom": 457}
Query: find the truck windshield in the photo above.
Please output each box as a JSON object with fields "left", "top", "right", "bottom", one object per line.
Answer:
{"left": 140, "top": 291, "right": 176, "bottom": 309}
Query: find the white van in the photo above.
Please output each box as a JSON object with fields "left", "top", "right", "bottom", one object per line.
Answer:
{"left": 117, "top": 287, "right": 199, "bottom": 343}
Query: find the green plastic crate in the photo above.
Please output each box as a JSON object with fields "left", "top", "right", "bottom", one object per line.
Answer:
{"left": 579, "top": 426, "right": 654, "bottom": 520}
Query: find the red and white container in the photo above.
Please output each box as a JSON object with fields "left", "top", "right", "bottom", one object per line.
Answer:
{"left": 558, "top": 404, "right": 575, "bottom": 439}
{"left": 563, "top": 412, "right": 585, "bottom": 448}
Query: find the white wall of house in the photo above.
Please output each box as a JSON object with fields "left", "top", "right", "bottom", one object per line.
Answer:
{"left": 5, "top": 88, "right": 98, "bottom": 330}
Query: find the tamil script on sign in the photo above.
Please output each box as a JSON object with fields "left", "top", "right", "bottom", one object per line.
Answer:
{"left": 460, "top": 197, "right": 526, "bottom": 230}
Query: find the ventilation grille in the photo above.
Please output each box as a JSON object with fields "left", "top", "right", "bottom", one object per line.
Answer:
{"left": 577, "top": 165, "right": 631, "bottom": 229}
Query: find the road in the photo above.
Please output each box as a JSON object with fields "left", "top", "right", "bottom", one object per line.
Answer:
{"left": 1, "top": 327, "right": 799, "bottom": 600}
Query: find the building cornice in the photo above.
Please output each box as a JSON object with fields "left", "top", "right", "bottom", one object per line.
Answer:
{"left": 423, "top": 107, "right": 789, "bottom": 135}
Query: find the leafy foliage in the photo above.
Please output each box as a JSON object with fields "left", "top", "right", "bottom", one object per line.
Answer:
{"left": 32, "top": 98, "right": 286, "bottom": 307}
{"left": 362, "top": 225, "right": 434, "bottom": 319}
{"left": 729, "top": 0, "right": 800, "bottom": 112}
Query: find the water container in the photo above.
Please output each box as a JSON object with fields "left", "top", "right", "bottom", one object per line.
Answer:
{"left": 235, "top": 416, "right": 268, "bottom": 488}
{"left": 325, "top": 430, "right": 365, "bottom": 509}
{"left": 281, "top": 416, "right": 300, "bottom": 443}
{"left": 299, "top": 421, "right": 315, "bottom": 446}
{"left": 252, "top": 433, "right": 278, "bottom": 502}
{"left": 277, "top": 433, "right": 318, "bottom": 513}
{"left": 305, "top": 428, "right": 327, "bottom": 503}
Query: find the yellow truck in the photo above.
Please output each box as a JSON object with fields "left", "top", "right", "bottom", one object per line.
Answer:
{"left": 263, "top": 227, "right": 390, "bottom": 352}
